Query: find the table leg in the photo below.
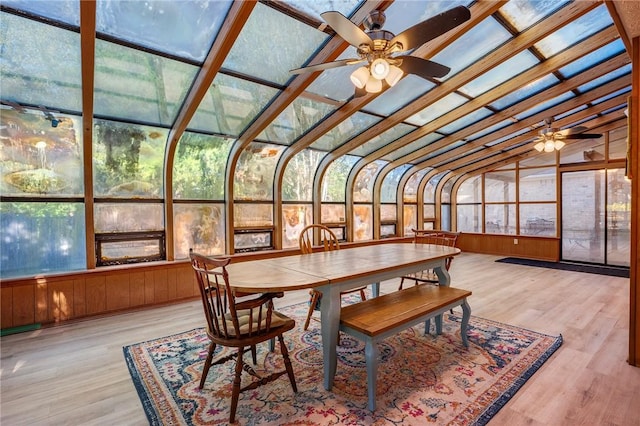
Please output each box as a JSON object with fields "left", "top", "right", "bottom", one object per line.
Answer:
{"left": 365, "top": 339, "right": 378, "bottom": 411}
{"left": 434, "top": 261, "right": 450, "bottom": 286}
{"left": 371, "top": 282, "right": 380, "bottom": 297}
{"left": 319, "top": 284, "right": 340, "bottom": 390}
{"left": 460, "top": 298, "right": 471, "bottom": 348}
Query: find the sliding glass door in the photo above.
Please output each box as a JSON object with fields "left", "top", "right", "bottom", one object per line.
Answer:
{"left": 561, "top": 169, "right": 630, "bottom": 266}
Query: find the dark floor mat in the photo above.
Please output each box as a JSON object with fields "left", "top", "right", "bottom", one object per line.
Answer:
{"left": 495, "top": 257, "right": 629, "bottom": 278}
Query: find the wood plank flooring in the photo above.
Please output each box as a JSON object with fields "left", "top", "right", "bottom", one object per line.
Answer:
{"left": 1, "top": 253, "right": 639, "bottom": 425}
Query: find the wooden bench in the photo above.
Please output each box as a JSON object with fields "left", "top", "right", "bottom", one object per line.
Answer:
{"left": 339, "top": 285, "right": 472, "bottom": 411}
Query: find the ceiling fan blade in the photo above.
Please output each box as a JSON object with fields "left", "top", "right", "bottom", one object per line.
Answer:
{"left": 562, "top": 133, "right": 603, "bottom": 140}
{"left": 397, "top": 56, "right": 450, "bottom": 79}
{"left": 389, "top": 6, "right": 471, "bottom": 52}
{"left": 321, "top": 11, "right": 373, "bottom": 48}
{"left": 556, "top": 126, "right": 588, "bottom": 135}
{"left": 289, "top": 58, "right": 363, "bottom": 75}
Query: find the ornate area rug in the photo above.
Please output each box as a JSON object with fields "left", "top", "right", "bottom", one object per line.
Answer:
{"left": 123, "top": 302, "right": 562, "bottom": 425}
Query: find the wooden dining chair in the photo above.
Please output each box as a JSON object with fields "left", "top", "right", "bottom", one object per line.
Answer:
{"left": 399, "top": 229, "right": 460, "bottom": 290}
{"left": 299, "top": 224, "right": 367, "bottom": 331}
{"left": 189, "top": 252, "right": 297, "bottom": 424}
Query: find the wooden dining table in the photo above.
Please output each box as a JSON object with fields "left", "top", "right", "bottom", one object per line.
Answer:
{"left": 224, "top": 243, "right": 460, "bottom": 391}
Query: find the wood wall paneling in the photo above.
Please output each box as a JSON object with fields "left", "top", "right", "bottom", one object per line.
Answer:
{"left": 457, "top": 233, "right": 560, "bottom": 262}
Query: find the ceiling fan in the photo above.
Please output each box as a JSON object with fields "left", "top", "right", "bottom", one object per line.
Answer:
{"left": 289, "top": 6, "right": 471, "bottom": 96}
{"left": 533, "top": 117, "right": 603, "bottom": 152}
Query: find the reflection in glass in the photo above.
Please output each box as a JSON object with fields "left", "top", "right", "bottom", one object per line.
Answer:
{"left": 93, "top": 120, "right": 166, "bottom": 198}
{"left": 173, "top": 132, "right": 233, "bottom": 200}
{"left": 234, "top": 143, "right": 284, "bottom": 200}
{"left": 95, "top": 203, "right": 164, "bottom": 233}
{"left": 404, "top": 169, "right": 430, "bottom": 203}
{"left": 380, "top": 165, "right": 411, "bottom": 203}
{"left": 282, "top": 150, "right": 324, "bottom": 201}
{"left": 520, "top": 167, "right": 556, "bottom": 202}
{"left": 189, "top": 74, "right": 279, "bottom": 135}
{"left": 608, "top": 127, "right": 628, "bottom": 160}
{"left": 520, "top": 203, "right": 556, "bottom": 236}
{"left": 607, "top": 169, "right": 630, "bottom": 266}
{"left": 321, "top": 204, "right": 346, "bottom": 223}
{"left": 173, "top": 203, "right": 225, "bottom": 259}
{"left": 353, "top": 160, "right": 386, "bottom": 203}
{"left": 94, "top": 40, "right": 198, "bottom": 125}
{"left": 322, "top": 155, "right": 358, "bottom": 202}
{"left": 353, "top": 204, "right": 373, "bottom": 241}
{"left": 485, "top": 204, "right": 516, "bottom": 235}
{"left": 403, "top": 204, "right": 417, "bottom": 236}
{"left": 282, "top": 204, "right": 312, "bottom": 249}
{"left": 1, "top": 13, "right": 82, "bottom": 112}
{"left": 233, "top": 203, "right": 273, "bottom": 228}
{"left": 485, "top": 171, "right": 515, "bottom": 203}
{"left": 0, "top": 202, "right": 86, "bottom": 278}
{"left": 1, "top": 108, "right": 83, "bottom": 196}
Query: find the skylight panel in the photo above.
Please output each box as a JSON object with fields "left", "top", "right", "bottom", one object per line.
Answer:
{"left": 514, "top": 92, "right": 575, "bottom": 120}
{"left": 406, "top": 92, "right": 468, "bottom": 126}
{"left": 348, "top": 123, "right": 415, "bottom": 157}
{"left": 287, "top": 0, "right": 361, "bottom": 22}
{"left": 499, "top": 0, "right": 569, "bottom": 32}
{"left": 188, "top": 74, "right": 279, "bottom": 136}
{"left": 306, "top": 48, "right": 366, "bottom": 102}
{"left": 466, "top": 119, "right": 513, "bottom": 141}
{"left": 438, "top": 107, "right": 493, "bottom": 135}
{"left": 557, "top": 38, "right": 625, "bottom": 78}
{"left": 534, "top": 5, "right": 613, "bottom": 58}
{"left": 96, "top": 0, "right": 232, "bottom": 62}
{"left": 94, "top": 40, "right": 198, "bottom": 126}
{"left": 309, "top": 112, "right": 381, "bottom": 151}
{"left": 1, "top": 0, "right": 79, "bottom": 26}
{"left": 257, "top": 96, "right": 336, "bottom": 145}
{"left": 490, "top": 74, "right": 560, "bottom": 110}
{"left": 223, "top": 2, "right": 328, "bottom": 85}
{"left": 383, "top": 0, "right": 471, "bottom": 35}
{"left": 1, "top": 12, "right": 82, "bottom": 112}
{"left": 458, "top": 50, "right": 540, "bottom": 98}
{"left": 364, "top": 75, "right": 435, "bottom": 116}
{"left": 383, "top": 133, "right": 443, "bottom": 162}
{"left": 576, "top": 64, "right": 632, "bottom": 93}
{"left": 430, "top": 17, "right": 512, "bottom": 81}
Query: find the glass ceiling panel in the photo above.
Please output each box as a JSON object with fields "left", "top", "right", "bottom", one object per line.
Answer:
{"left": 590, "top": 87, "right": 631, "bottom": 105}
{"left": 438, "top": 107, "right": 493, "bottom": 135}
{"left": 466, "top": 119, "right": 513, "bottom": 141}
{"left": 577, "top": 64, "right": 632, "bottom": 93}
{"left": 188, "top": 73, "right": 279, "bottom": 136}
{"left": 258, "top": 95, "right": 336, "bottom": 145}
{"left": 557, "top": 38, "right": 625, "bottom": 79}
{"left": 96, "top": 0, "right": 232, "bottom": 62}
{"left": 490, "top": 74, "right": 560, "bottom": 110}
{"left": 234, "top": 142, "right": 285, "bottom": 201}
{"left": 222, "top": 2, "right": 328, "bottom": 85}
{"left": 485, "top": 127, "right": 531, "bottom": 147}
{"left": 1, "top": 0, "right": 79, "bottom": 26}
{"left": 384, "top": 0, "right": 472, "bottom": 35}
{"left": 406, "top": 92, "right": 468, "bottom": 126}
{"left": 348, "top": 123, "right": 415, "bottom": 157}
{"left": 534, "top": 5, "right": 613, "bottom": 58}
{"left": 383, "top": 133, "right": 443, "bottom": 162}
{"left": 282, "top": 149, "right": 325, "bottom": 202}
{"left": 364, "top": 75, "right": 435, "bottom": 116}
{"left": 499, "top": 0, "right": 569, "bottom": 32}
{"left": 458, "top": 50, "right": 539, "bottom": 98}
{"left": 173, "top": 132, "right": 234, "bottom": 200}
{"left": 286, "top": 1, "right": 362, "bottom": 22}
{"left": 354, "top": 160, "right": 387, "bottom": 203}
{"left": 309, "top": 112, "right": 381, "bottom": 151}
{"left": 554, "top": 105, "right": 587, "bottom": 121}
{"left": 322, "top": 155, "right": 359, "bottom": 202}
{"left": 514, "top": 92, "right": 575, "bottom": 120}
{"left": 431, "top": 17, "right": 512, "bottom": 81}
{"left": 94, "top": 40, "right": 198, "bottom": 125}
{"left": 381, "top": 164, "right": 411, "bottom": 203}
{"left": 1, "top": 13, "right": 82, "bottom": 112}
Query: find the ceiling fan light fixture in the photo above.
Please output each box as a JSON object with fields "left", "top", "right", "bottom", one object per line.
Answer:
{"left": 370, "top": 58, "right": 389, "bottom": 80}
{"left": 350, "top": 66, "right": 370, "bottom": 89}
{"left": 534, "top": 141, "right": 545, "bottom": 152}
{"left": 365, "top": 76, "right": 382, "bottom": 93}
{"left": 554, "top": 140, "right": 565, "bottom": 150}
{"left": 544, "top": 140, "right": 555, "bottom": 153}
{"left": 385, "top": 65, "right": 403, "bottom": 87}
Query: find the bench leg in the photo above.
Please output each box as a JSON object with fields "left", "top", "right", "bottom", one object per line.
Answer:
{"left": 424, "top": 314, "right": 443, "bottom": 335}
{"left": 460, "top": 298, "right": 471, "bottom": 348}
{"left": 364, "top": 339, "right": 378, "bottom": 411}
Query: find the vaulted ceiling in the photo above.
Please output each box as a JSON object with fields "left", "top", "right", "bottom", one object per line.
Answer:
{"left": 0, "top": 0, "right": 635, "bottom": 187}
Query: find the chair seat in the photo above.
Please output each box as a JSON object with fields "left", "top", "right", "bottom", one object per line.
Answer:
{"left": 218, "top": 308, "right": 293, "bottom": 337}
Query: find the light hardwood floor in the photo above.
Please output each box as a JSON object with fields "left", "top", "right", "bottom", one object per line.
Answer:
{"left": 1, "top": 253, "right": 639, "bottom": 425}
